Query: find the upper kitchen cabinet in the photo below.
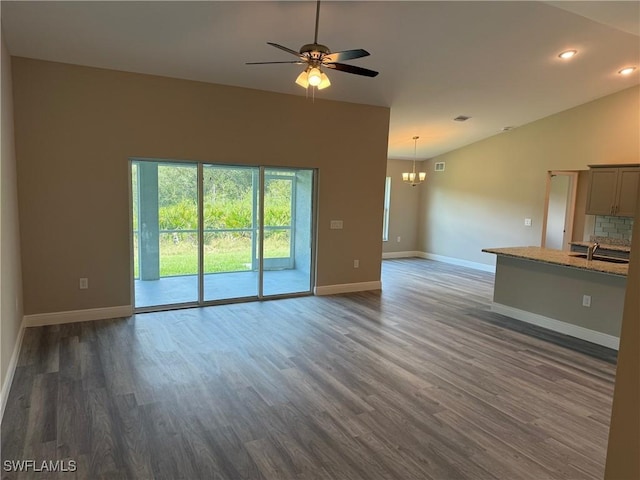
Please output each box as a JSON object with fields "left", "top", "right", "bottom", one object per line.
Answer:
{"left": 586, "top": 165, "right": 640, "bottom": 217}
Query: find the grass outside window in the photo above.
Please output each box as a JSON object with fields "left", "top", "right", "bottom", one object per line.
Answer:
{"left": 134, "top": 231, "right": 291, "bottom": 278}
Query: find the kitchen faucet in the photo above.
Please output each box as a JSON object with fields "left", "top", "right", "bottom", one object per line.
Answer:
{"left": 587, "top": 242, "right": 600, "bottom": 261}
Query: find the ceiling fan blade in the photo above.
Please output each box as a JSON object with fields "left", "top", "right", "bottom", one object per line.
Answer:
{"left": 246, "top": 61, "right": 306, "bottom": 65}
{"left": 323, "top": 49, "right": 370, "bottom": 63}
{"left": 267, "top": 42, "right": 303, "bottom": 57}
{"left": 326, "top": 62, "right": 379, "bottom": 77}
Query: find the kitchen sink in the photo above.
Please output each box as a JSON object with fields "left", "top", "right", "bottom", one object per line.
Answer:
{"left": 569, "top": 253, "right": 629, "bottom": 264}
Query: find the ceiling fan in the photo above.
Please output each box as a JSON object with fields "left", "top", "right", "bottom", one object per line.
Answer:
{"left": 246, "top": 0, "right": 379, "bottom": 90}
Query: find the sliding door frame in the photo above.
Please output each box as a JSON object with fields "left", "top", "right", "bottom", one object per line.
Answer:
{"left": 197, "top": 162, "right": 205, "bottom": 304}
{"left": 129, "top": 158, "right": 317, "bottom": 313}
{"left": 258, "top": 166, "right": 266, "bottom": 298}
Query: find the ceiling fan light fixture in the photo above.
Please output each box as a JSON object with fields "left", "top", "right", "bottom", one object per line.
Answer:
{"left": 317, "top": 72, "right": 331, "bottom": 90}
{"left": 308, "top": 67, "right": 322, "bottom": 86}
{"left": 295, "top": 70, "right": 309, "bottom": 88}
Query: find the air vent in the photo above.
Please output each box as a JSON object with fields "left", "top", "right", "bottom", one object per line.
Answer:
{"left": 434, "top": 162, "right": 445, "bottom": 172}
{"left": 453, "top": 115, "right": 471, "bottom": 122}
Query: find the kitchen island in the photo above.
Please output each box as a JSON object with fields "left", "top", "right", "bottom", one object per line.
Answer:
{"left": 482, "top": 246, "right": 628, "bottom": 350}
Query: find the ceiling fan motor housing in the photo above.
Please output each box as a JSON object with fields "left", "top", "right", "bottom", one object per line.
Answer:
{"left": 300, "top": 43, "right": 331, "bottom": 58}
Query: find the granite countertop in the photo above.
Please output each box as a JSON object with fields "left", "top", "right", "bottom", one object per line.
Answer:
{"left": 569, "top": 241, "right": 631, "bottom": 253}
{"left": 482, "top": 246, "right": 628, "bottom": 277}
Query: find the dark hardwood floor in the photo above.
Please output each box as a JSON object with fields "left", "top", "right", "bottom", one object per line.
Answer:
{"left": 1, "top": 259, "right": 617, "bottom": 479}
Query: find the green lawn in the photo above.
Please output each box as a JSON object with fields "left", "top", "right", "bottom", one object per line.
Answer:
{"left": 134, "top": 232, "right": 290, "bottom": 278}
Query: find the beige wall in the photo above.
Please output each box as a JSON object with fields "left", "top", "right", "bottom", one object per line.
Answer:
{"left": 419, "top": 85, "right": 640, "bottom": 266}
{"left": 1, "top": 32, "right": 24, "bottom": 396}
{"left": 11, "top": 57, "right": 390, "bottom": 315}
{"left": 605, "top": 185, "right": 640, "bottom": 479}
{"left": 383, "top": 159, "right": 421, "bottom": 254}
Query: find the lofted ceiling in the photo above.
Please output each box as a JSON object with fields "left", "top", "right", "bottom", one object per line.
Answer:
{"left": 1, "top": 1, "right": 639, "bottom": 159}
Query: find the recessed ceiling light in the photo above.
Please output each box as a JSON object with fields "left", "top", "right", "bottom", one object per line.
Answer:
{"left": 618, "top": 67, "right": 636, "bottom": 75}
{"left": 558, "top": 50, "right": 577, "bottom": 59}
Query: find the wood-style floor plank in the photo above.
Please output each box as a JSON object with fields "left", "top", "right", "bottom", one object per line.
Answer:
{"left": 1, "top": 259, "right": 617, "bottom": 479}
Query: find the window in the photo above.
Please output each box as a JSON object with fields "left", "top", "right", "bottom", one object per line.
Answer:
{"left": 382, "top": 176, "right": 391, "bottom": 241}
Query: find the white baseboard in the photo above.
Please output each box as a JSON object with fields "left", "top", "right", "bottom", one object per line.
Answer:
{"left": 491, "top": 302, "right": 620, "bottom": 350}
{"left": 382, "top": 251, "right": 496, "bottom": 273}
{"left": 1, "top": 318, "right": 26, "bottom": 422}
{"left": 422, "top": 252, "right": 496, "bottom": 273}
{"left": 314, "top": 281, "right": 382, "bottom": 296}
{"left": 382, "top": 251, "right": 423, "bottom": 259}
{"left": 24, "top": 305, "right": 134, "bottom": 327}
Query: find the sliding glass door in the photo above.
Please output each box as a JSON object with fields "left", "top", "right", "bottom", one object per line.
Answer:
{"left": 263, "top": 168, "right": 314, "bottom": 296}
{"left": 203, "top": 165, "right": 259, "bottom": 302}
{"left": 132, "top": 161, "right": 199, "bottom": 309}
{"left": 131, "top": 160, "right": 315, "bottom": 310}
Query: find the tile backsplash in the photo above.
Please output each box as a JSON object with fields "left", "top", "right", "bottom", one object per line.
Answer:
{"left": 593, "top": 215, "right": 634, "bottom": 242}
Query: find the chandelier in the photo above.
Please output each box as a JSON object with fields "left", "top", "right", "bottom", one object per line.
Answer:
{"left": 402, "top": 136, "right": 426, "bottom": 186}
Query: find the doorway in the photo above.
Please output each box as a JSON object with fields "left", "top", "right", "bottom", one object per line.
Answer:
{"left": 130, "top": 160, "right": 316, "bottom": 311}
{"left": 541, "top": 170, "right": 578, "bottom": 250}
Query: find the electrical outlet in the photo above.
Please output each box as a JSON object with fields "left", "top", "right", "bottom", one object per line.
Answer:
{"left": 582, "top": 295, "right": 591, "bottom": 307}
{"left": 396, "top": 236, "right": 401, "bottom": 243}
{"left": 330, "top": 220, "right": 343, "bottom": 230}
{"left": 79, "top": 278, "right": 89, "bottom": 290}
{"left": 524, "top": 218, "right": 532, "bottom": 227}
{"left": 353, "top": 259, "right": 359, "bottom": 268}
